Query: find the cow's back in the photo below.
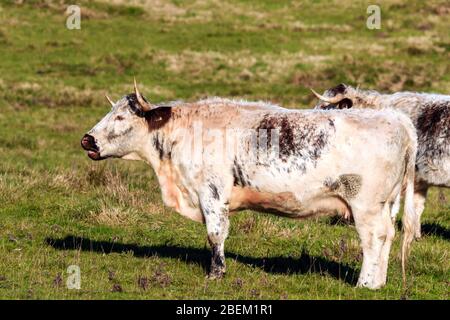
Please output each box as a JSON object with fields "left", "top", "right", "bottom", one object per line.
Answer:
{"left": 377, "top": 93, "right": 450, "bottom": 186}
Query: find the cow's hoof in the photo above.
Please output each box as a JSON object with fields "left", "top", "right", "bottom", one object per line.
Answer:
{"left": 356, "top": 279, "right": 383, "bottom": 290}
{"left": 206, "top": 270, "right": 225, "bottom": 280}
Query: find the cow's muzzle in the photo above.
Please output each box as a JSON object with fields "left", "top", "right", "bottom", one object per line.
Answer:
{"left": 81, "top": 134, "right": 105, "bottom": 161}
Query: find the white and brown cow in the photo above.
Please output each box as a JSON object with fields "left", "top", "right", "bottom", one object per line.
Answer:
{"left": 81, "top": 81, "right": 418, "bottom": 289}
{"left": 313, "top": 84, "right": 450, "bottom": 238}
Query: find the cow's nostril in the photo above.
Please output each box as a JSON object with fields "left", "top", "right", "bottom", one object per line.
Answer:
{"left": 81, "top": 134, "right": 97, "bottom": 151}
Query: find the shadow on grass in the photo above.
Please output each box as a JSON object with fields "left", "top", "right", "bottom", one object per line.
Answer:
{"left": 45, "top": 235, "right": 359, "bottom": 286}
{"left": 327, "top": 216, "right": 353, "bottom": 226}
{"left": 396, "top": 221, "right": 450, "bottom": 240}
{"left": 328, "top": 217, "right": 449, "bottom": 241}
{"left": 421, "top": 223, "right": 450, "bottom": 239}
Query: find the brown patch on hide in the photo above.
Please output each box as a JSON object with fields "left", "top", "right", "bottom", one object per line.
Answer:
{"left": 416, "top": 103, "right": 450, "bottom": 138}
{"left": 229, "top": 187, "right": 351, "bottom": 219}
{"left": 229, "top": 187, "right": 302, "bottom": 216}
{"left": 256, "top": 114, "right": 329, "bottom": 162}
{"left": 325, "top": 174, "right": 362, "bottom": 199}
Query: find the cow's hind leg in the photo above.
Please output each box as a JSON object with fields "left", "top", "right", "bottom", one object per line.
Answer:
{"left": 414, "top": 183, "right": 428, "bottom": 239}
{"left": 199, "top": 183, "right": 230, "bottom": 279}
{"left": 354, "top": 206, "right": 393, "bottom": 289}
{"left": 374, "top": 203, "right": 396, "bottom": 287}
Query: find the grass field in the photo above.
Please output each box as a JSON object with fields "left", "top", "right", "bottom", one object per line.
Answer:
{"left": 0, "top": 0, "right": 449, "bottom": 299}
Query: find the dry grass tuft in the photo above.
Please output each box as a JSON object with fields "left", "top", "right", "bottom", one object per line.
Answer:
{"left": 51, "top": 164, "right": 165, "bottom": 222}
{"left": 90, "top": 201, "right": 136, "bottom": 226}
{"left": 150, "top": 49, "right": 329, "bottom": 86}
{"left": 2, "top": 82, "right": 106, "bottom": 108}
{"left": 97, "top": 0, "right": 268, "bottom": 24}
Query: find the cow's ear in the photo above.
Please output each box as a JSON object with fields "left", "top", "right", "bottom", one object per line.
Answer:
{"left": 337, "top": 98, "right": 353, "bottom": 109}
{"left": 144, "top": 106, "right": 172, "bottom": 130}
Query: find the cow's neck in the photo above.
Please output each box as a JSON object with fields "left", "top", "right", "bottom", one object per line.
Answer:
{"left": 138, "top": 129, "right": 171, "bottom": 171}
{"left": 137, "top": 130, "right": 203, "bottom": 222}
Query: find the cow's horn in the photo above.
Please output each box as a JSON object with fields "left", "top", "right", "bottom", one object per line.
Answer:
{"left": 134, "top": 77, "right": 152, "bottom": 112}
{"left": 105, "top": 95, "right": 115, "bottom": 107}
{"left": 310, "top": 88, "right": 344, "bottom": 104}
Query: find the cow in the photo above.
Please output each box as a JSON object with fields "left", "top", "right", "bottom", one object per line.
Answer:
{"left": 312, "top": 83, "right": 450, "bottom": 238}
{"left": 81, "top": 80, "right": 418, "bottom": 289}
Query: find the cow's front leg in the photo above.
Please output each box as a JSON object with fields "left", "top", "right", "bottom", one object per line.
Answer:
{"left": 199, "top": 185, "right": 230, "bottom": 279}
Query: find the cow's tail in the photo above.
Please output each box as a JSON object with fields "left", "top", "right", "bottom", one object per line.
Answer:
{"left": 401, "top": 119, "right": 418, "bottom": 286}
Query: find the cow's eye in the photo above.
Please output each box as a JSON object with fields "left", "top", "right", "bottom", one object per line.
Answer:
{"left": 115, "top": 115, "right": 124, "bottom": 121}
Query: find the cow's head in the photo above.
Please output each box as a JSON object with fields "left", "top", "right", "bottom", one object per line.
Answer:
{"left": 81, "top": 80, "right": 155, "bottom": 161}
{"left": 312, "top": 83, "right": 355, "bottom": 110}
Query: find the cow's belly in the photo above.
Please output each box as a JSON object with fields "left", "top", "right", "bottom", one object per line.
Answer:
{"left": 229, "top": 186, "right": 350, "bottom": 218}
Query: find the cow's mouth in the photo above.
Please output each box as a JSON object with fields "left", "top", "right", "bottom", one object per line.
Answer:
{"left": 87, "top": 150, "right": 106, "bottom": 161}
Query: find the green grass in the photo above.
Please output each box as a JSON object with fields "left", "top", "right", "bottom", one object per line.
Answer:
{"left": 0, "top": 0, "right": 449, "bottom": 299}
